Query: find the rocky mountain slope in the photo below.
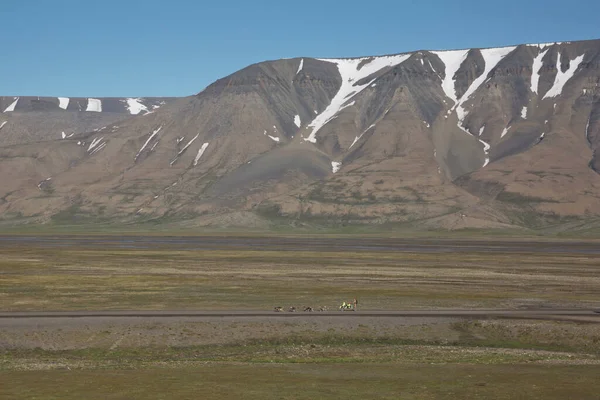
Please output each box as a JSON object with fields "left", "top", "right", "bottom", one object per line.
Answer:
{"left": 1, "top": 39, "right": 599, "bottom": 231}
{"left": 0, "top": 96, "right": 175, "bottom": 146}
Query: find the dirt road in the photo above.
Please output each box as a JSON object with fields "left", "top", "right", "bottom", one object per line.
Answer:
{"left": 1, "top": 309, "right": 599, "bottom": 320}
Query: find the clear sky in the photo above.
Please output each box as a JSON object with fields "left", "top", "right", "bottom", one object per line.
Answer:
{"left": 1, "top": 0, "right": 598, "bottom": 97}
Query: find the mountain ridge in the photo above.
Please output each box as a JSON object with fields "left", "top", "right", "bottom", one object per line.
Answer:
{"left": 1, "top": 38, "right": 600, "bottom": 232}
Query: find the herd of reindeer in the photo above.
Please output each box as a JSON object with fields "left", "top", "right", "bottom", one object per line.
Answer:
{"left": 274, "top": 306, "right": 329, "bottom": 312}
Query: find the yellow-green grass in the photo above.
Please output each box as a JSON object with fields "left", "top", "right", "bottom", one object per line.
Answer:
{"left": 2, "top": 245, "right": 600, "bottom": 311}
{"left": 2, "top": 364, "right": 600, "bottom": 400}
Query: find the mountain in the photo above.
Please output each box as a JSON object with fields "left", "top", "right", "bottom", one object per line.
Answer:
{"left": 1, "top": 39, "right": 600, "bottom": 232}
{"left": 0, "top": 96, "right": 175, "bottom": 146}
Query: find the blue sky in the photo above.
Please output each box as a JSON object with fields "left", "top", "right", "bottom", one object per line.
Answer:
{"left": 1, "top": 0, "right": 598, "bottom": 97}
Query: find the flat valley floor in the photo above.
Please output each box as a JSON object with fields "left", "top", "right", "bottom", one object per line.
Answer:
{"left": 1, "top": 235, "right": 600, "bottom": 399}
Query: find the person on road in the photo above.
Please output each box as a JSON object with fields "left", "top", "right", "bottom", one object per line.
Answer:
{"left": 353, "top": 298, "right": 358, "bottom": 311}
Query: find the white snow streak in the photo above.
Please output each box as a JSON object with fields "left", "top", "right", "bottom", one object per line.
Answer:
{"left": 331, "top": 161, "right": 342, "bottom": 174}
{"left": 521, "top": 106, "right": 528, "bottom": 119}
{"left": 455, "top": 47, "right": 516, "bottom": 124}
{"left": 501, "top": 126, "right": 511, "bottom": 138}
{"left": 268, "top": 135, "right": 280, "bottom": 142}
{"left": 0, "top": 121, "right": 7, "bottom": 131}
{"left": 58, "top": 97, "right": 70, "bottom": 110}
{"left": 61, "top": 132, "right": 66, "bottom": 139}
{"left": 530, "top": 49, "right": 549, "bottom": 94}
{"left": 135, "top": 126, "right": 163, "bottom": 160}
{"left": 305, "top": 54, "right": 410, "bottom": 143}
{"left": 543, "top": 52, "right": 585, "bottom": 99}
{"left": 586, "top": 118, "right": 591, "bottom": 143}
{"left": 88, "top": 137, "right": 104, "bottom": 152}
{"left": 431, "top": 49, "right": 469, "bottom": 104}
{"left": 4, "top": 97, "right": 19, "bottom": 112}
{"left": 86, "top": 98, "right": 102, "bottom": 112}
{"left": 178, "top": 133, "right": 200, "bottom": 155}
{"left": 89, "top": 142, "right": 106, "bottom": 155}
{"left": 350, "top": 124, "right": 376, "bottom": 149}
{"left": 480, "top": 139, "right": 491, "bottom": 167}
{"left": 193, "top": 142, "right": 209, "bottom": 166}
{"left": 125, "top": 98, "right": 149, "bottom": 115}
{"left": 296, "top": 59, "right": 304, "bottom": 74}
{"left": 294, "top": 115, "right": 301, "bottom": 128}
{"left": 448, "top": 47, "right": 515, "bottom": 169}
{"left": 479, "top": 126, "right": 485, "bottom": 136}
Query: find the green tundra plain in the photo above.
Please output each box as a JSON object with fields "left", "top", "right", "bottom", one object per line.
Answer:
{"left": 1, "top": 235, "right": 600, "bottom": 399}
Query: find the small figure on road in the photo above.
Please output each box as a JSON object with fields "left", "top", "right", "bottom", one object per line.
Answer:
{"left": 353, "top": 298, "right": 358, "bottom": 311}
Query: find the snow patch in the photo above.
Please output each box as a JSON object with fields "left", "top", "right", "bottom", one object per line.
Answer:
{"left": 530, "top": 48, "right": 549, "bottom": 94}
{"left": 0, "top": 121, "right": 7, "bottom": 130}
{"left": 86, "top": 98, "right": 102, "bottom": 112}
{"left": 193, "top": 142, "right": 209, "bottom": 166}
{"left": 431, "top": 49, "right": 469, "bottom": 104}
{"left": 543, "top": 52, "right": 585, "bottom": 98}
{"left": 455, "top": 47, "right": 516, "bottom": 123}
{"left": 480, "top": 139, "right": 491, "bottom": 167}
{"left": 521, "top": 106, "right": 528, "bottom": 119}
{"left": 331, "top": 161, "right": 342, "bottom": 174}
{"left": 294, "top": 114, "right": 301, "bottom": 128}
{"left": 268, "top": 135, "right": 280, "bottom": 142}
{"left": 89, "top": 142, "right": 106, "bottom": 155}
{"left": 305, "top": 54, "right": 410, "bottom": 143}
{"left": 296, "top": 59, "right": 304, "bottom": 74}
{"left": 479, "top": 126, "right": 485, "bottom": 136}
{"left": 58, "top": 97, "right": 70, "bottom": 110}
{"left": 125, "top": 98, "right": 149, "bottom": 115}
{"left": 61, "top": 132, "right": 66, "bottom": 139}
{"left": 135, "top": 126, "right": 162, "bottom": 161}
{"left": 3, "top": 97, "right": 19, "bottom": 113}
{"left": 178, "top": 133, "right": 200, "bottom": 155}
{"left": 585, "top": 118, "right": 591, "bottom": 143}
{"left": 501, "top": 126, "right": 511, "bottom": 138}
{"left": 88, "top": 137, "right": 104, "bottom": 152}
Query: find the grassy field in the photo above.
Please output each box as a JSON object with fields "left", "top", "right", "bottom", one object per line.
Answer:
{"left": 2, "top": 238, "right": 600, "bottom": 399}
{"left": 1, "top": 244, "right": 599, "bottom": 311}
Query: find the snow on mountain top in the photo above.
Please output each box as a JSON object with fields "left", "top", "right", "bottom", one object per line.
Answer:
{"left": 86, "top": 98, "right": 102, "bottom": 112}
{"left": 521, "top": 107, "right": 528, "bottom": 119}
{"left": 297, "top": 59, "right": 304, "bottom": 74}
{"left": 125, "top": 98, "right": 149, "bottom": 115}
{"left": 531, "top": 48, "right": 549, "bottom": 94}
{"left": 305, "top": 54, "right": 410, "bottom": 143}
{"left": 455, "top": 46, "right": 516, "bottom": 121}
{"left": 431, "top": 49, "right": 469, "bottom": 104}
{"left": 3, "top": 97, "right": 19, "bottom": 113}
{"left": 294, "top": 115, "right": 301, "bottom": 128}
{"left": 193, "top": 142, "right": 209, "bottom": 166}
{"left": 543, "top": 52, "right": 585, "bottom": 99}
{"left": 58, "top": 97, "right": 70, "bottom": 110}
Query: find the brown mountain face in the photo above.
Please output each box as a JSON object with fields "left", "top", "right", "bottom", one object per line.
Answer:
{"left": 1, "top": 39, "right": 600, "bottom": 231}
